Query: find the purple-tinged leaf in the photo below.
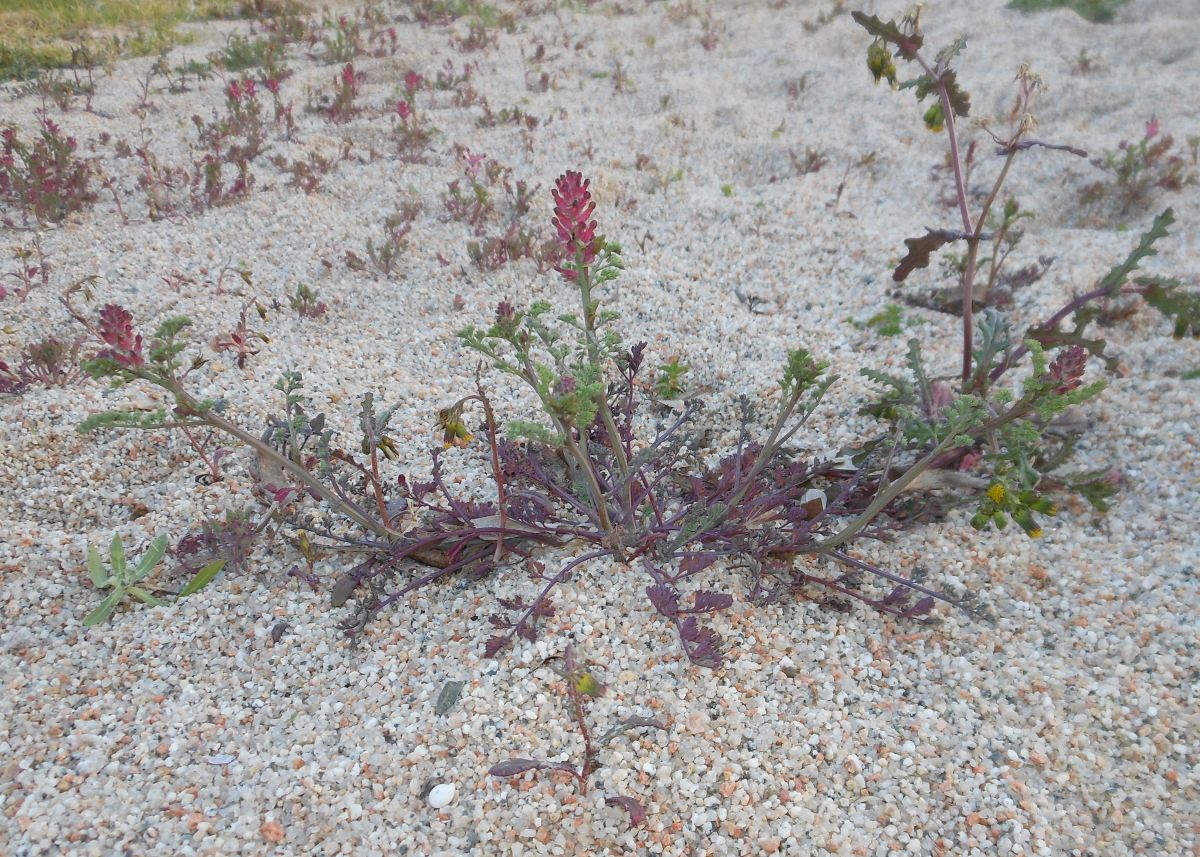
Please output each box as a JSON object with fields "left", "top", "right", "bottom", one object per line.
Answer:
{"left": 893, "top": 229, "right": 969, "bottom": 283}
{"left": 678, "top": 615, "right": 700, "bottom": 642}
{"left": 689, "top": 591, "right": 733, "bottom": 613}
{"left": 605, "top": 795, "right": 647, "bottom": 825}
{"left": 905, "top": 596, "right": 936, "bottom": 618}
{"left": 678, "top": 552, "right": 718, "bottom": 576}
{"left": 484, "top": 635, "right": 511, "bottom": 658}
{"left": 330, "top": 574, "right": 358, "bottom": 608}
{"left": 516, "top": 622, "right": 537, "bottom": 642}
{"left": 489, "top": 759, "right": 544, "bottom": 778}
{"left": 881, "top": 585, "right": 910, "bottom": 607}
{"left": 646, "top": 584, "right": 679, "bottom": 617}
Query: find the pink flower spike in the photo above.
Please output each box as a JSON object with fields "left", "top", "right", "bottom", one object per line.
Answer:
{"left": 551, "top": 170, "right": 599, "bottom": 265}
{"left": 396, "top": 100, "right": 411, "bottom": 120}
{"left": 1145, "top": 117, "right": 1160, "bottom": 140}
{"left": 96, "top": 304, "right": 145, "bottom": 368}
{"left": 1047, "top": 345, "right": 1088, "bottom": 395}
{"left": 228, "top": 81, "right": 242, "bottom": 101}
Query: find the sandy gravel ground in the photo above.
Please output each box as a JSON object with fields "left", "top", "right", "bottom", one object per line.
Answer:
{"left": 1, "top": 1, "right": 1197, "bottom": 855}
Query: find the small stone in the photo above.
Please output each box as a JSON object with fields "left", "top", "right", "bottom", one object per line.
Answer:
{"left": 427, "top": 783, "right": 455, "bottom": 808}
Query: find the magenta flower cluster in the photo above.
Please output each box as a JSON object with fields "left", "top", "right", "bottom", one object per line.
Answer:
{"left": 551, "top": 171, "right": 600, "bottom": 280}
{"left": 96, "top": 304, "right": 144, "bottom": 368}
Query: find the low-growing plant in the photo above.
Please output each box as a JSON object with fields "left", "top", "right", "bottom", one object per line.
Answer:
{"left": 312, "top": 63, "right": 364, "bottom": 124}
{"left": 318, "top": 13, "right": 364, "bottom": 64}
{"left": 489, "top": 644, "right": 667, "bottom": 824}
{"left": 192, "top": 78, "right": 269, "bottom": 206}
{"left": 211, "top": 298, "right": 270, "bottom": 369}
{"left": 0, "top": 336, "right": 84, "bottom": 393}
{"left": 66, "top": 12, "right": 1197, "bottom": 694}
{"left": 287, "top": 283, "right": 327, "bottom": 318}
{"left": 84, "top": 533, "right": 225, "bottom": 626}
{"left": 1080, "top": 119, "right": 1197, "bottom": 215}
{"left": 360, "top": 202, "right": 421, "bottom": 276}
{"left": 393, "top": 79, "right": 436, "bottom": 162}
{"left": 2, "top": 234, "right": 50, "bottom": 300}
{"left": 0, "top": 118, "right": 96, "bottom": 225}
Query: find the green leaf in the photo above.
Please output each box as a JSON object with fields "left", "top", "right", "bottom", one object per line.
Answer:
{"left": 127, "top": 587, "right": 166, "bottom": 607}
{"left": 1097, "top": 209, "right": 1173, "bottom": 297}
{"left": 87, "top": 546, "right": 108, "bottom": 587}
{"left": 178, "top": 559, "right": 226, "bottom": 598}
{"left": 109, "top": 533, "right": 126, "bottom": 577}
{"left": 850, "top": 11, "right": 923, "bottom": 58}
{"left": 84, "top": 589, "right": 124, "bottom": 626}
{"left": 132, "top": 536, "right": 169, "bottom": 582}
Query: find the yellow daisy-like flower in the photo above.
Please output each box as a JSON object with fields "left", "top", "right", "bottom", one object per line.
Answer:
{"left": 1028, "top": 528, "right": 1044, "bottom": 539}
{"left": 987, "top": 484, "right": 1007, "bottom": 504}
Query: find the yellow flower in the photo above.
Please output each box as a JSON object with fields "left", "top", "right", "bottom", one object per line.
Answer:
{"left": 436, "top": 405, "right": 473, "bottom": 448}
{"left": 1028, "top": 528, "right": 1043, "bottom": 539}
{"left": 987, "top": 483, "right": 1007, "bottom": 504}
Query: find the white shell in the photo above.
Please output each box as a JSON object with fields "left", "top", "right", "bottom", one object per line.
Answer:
{"left": 427, "top": 783, "right": 456, "bottom": 809}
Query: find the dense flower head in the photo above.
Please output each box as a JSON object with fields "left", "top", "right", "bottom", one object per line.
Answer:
{"left": 551, "top": 171, "right": 599, "bottom": 276}
{"left": 395, "top": 100, "right": 412, "bottom": 120}
{"left": 404, "top": 71, "right": 423, "bottom": 96}
{"left": 1047, "top": 345, "right": 1088, "bottom": 395}
{"left": 96, "top": 304, "right": 144, "bottom": 368}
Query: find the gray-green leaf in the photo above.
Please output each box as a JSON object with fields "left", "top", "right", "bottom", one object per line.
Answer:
{"left": 87, "top": 546, "right": 108, "bottom": 587}
{"left": 84, "top": 589, "right": 124, "bottom": 626}
{"left": 435, "top": 680, "right": 466, "bottom": 715}
{"left": 178, "top": 559, "right": 226, "bottom": 598}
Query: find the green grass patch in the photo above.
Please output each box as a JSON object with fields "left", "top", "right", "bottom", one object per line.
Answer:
{"left": 0, "top": 0, "right": 271, "bottom": 80}
{"left": 1006, "top": 0, "right": 1130, "bottom": 23}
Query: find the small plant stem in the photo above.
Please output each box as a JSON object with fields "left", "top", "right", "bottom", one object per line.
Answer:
{"left": 178, "top": 424, "right": 222, "bottom": 481}
{"left": 470, "top": 379, "right": 508, "bottom": 562}
{"left": 720, "top": 388, "right": 803, "bottom": 515}
{"left": 563, "top": 424, "right": 614, "bottom": 535}
{"left": 576, "top": 259, "right": 632, "bottom": 512}
{"left": 570, "top": 685, "right": 595, "bottom": 793}
{"left": 973, "top": 150, "right": 1019, "bottom": 298}
{"left": 814, "top": 433, "right": 958, "bottom": 553}
{"left": 914, "top": 51, "right": 975, "bottom": 383}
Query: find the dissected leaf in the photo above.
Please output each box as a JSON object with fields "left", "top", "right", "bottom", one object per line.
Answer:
{"left": 646, "top": 584, "right": 680, "bottom": 617}
{"left": 1143, "top": 278, "right": 1200, "bottom": 339}
{"left": 1097, "top": 208, "right": 1173, "bottom": 297}
{"left": 850, "top": 11, "right": 923, "bottom": 58}
{"left": 678, "top": 552, "right": 718, "bottom": 576}
{"left": 689, "top": 591, "right": 733, "bottom": 613}
{"left": 894, "top": 230, "right": 968, "bottom": 282}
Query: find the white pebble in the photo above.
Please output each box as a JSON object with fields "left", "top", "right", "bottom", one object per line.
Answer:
{"left": 427, "top": 783, "right": 456, "bottom": 809}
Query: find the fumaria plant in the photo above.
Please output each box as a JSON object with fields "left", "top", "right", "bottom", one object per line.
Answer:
{"left": 68, "top": 11, "right": 1197, "bottom": 681}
